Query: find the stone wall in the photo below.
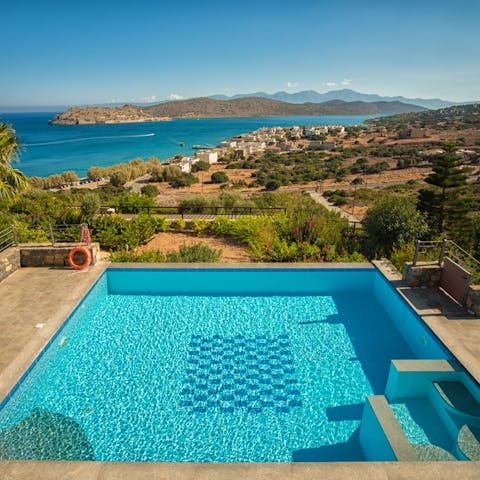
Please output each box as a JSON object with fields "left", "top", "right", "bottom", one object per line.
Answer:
{"left": 403, "top": 262, "right": 442, "bottom": 289}
{"left": 465, "top": 285, "right": 480, "bottom": 317}
{"left": 20, "top": 243, "right": 100, "bottom": 268}
{"left": 0, "top": 246, "right": 21, "bottom": 282}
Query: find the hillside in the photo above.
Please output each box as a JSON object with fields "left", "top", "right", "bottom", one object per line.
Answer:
{"left": 49, "top": 97, "right": 426, "bottom": 125}
{"left": 49, "top": 105, "right": 170, "bottom": 125}
{"left": 209, "top": 89, "right": 456, "bottom": 110}
{"left": 143, "top": 97, "right": 425, "bottom": 118}
{"left": 366, "top": 103, "right": 480, "bottom": 129}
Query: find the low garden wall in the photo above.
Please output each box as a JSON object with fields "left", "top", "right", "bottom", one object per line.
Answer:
{"left": 19, "top": 243, "right": 100, "bottom": 268}
{"left": 0, "top": 246, "right": 21, "bottom": 283}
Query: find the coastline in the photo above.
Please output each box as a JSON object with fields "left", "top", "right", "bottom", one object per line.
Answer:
{"left": 7, "top": 114, "right": 376, "bottom": 177}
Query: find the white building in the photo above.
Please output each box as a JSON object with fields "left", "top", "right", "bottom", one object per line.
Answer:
{"left": 196, "top": 151, "right": 218, "bottom": 164}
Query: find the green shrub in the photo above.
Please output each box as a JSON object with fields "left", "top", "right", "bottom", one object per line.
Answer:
{"left": 191, "top": 219, "right": 209, "bottom": 237}
{"left": 211, "top": 171, "right": 229, "bottom": 184}
{"left": 109, "top": 244, "right": 222, "bottom": 263}
{"left": 165, "top": 244, "right": 222, "bottom": 262}
{"left": 140, "top": 184, "right": 159, "bottom": 197}
{"left": 169, "top": 172, "right": 198, "bottom": 188}
{"left": 191, "top": 160, "right": 211, "bottom": 172}
{"left": 390, "top": 244, "right": 416, "bottom": 274}
{"left": 178, "top": 196, "right": 210, "bottom": 213}
{"left": 171, "top": 218, "right": 186, "bottom": 231}
{"left": 155, "top": 216, "right": 169, "bottom": 232}
{"left": 210, "top": 216, "right": 234, "bottom": 236}
{"left": 80, "top": 192, "right": 100, "bottom": 222}
{"left": 265, "top": 179, "right": 281, "bottom": 191}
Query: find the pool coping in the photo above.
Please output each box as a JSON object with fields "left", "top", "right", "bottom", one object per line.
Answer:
{"left": 1, "top": 262, "right": 479, "bottom": 479}
{"left": 107, "top": 261, "right": 375, "bottom": 269}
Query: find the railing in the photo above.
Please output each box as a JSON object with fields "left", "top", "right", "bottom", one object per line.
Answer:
{"left": 413, "top": 239, "right": 480, "bottom": 283}
{"left": 97, "top": 205, "right": 287, "bottom": 217}
{"left": 7, "top": 224, "right": 91, "bottom": 247}
{"left": 0, "top": 225, "right": 17, "bottom": 254}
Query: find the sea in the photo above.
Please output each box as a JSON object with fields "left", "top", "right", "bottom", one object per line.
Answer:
{"left": 1, "top": 112, "right": 376, "bottom": 178}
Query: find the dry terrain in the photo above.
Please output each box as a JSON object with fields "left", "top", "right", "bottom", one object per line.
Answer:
{"left": 139, "top": 232, "right": 251, "bottom": 262}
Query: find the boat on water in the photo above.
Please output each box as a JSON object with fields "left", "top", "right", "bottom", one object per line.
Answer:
{"left": 178, "top": 141, "right": 185, "bottom": 147}
{"left": 192, "top": 144, "right": 213, "bottom": 149}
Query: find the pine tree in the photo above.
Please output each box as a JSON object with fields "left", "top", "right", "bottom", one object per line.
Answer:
{"left": 419, "top": 143, "right": 470, "bottom": 233}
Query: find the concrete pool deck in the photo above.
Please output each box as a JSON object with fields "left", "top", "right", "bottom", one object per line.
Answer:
{"left": 0, "top": 262, "right": 479, "bottom": 479}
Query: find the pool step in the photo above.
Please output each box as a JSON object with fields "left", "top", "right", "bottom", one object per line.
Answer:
{"left": 457, "top": 424, "right": 480, "bottom": 461}
{"left": 432, "top": 381, "right": 480, "bottom": 418}
{"left": 412, "top": 444, "right": 457, "bottom": 461}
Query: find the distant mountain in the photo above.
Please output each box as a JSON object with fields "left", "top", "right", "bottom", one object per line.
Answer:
{"left": 143, "top": 97, "right": 425, "bottom": 118}
{"left": 209, "top": 89, "right": 456, "bottom": 110}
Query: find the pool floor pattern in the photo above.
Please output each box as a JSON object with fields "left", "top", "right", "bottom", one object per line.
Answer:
{"left": 181, "top": 335, "right": 302, "bottom": 414}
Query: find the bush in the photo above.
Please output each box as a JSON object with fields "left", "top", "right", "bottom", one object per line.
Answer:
{"left": 191, "top": 160, "right": 211, "bottom": 172}
{"left": 210, "top": 216, "right": 234, "bottom": 236}
{"left": 171, "top": 218, "right": 186, "bottom": 231}
{"left": 80, "top": 192, "right": 100, "bottom": 223}
{"left": 169, "top": 172, "right": 198, "bottom": 188}
{"left": 110, "top": 170, "right": 129, "bottom": 187}
{"left": 141, "top": 184, "right": 159, "bottom": 197}
{"left": 191, "top": 219, "right": 209, "bottom": 237}
{"left": 211, "top": 171, "right": 229, "bottom": 184}
{"left": 178, "top": 196, "right": 210, "bottom": 213}
{"left": 165, "top": 244, "right": 222, "bottom": 262}
{"left": 265, "top": 179, "right": 281, "bottom": 191}
{"left": 155, "top": 216, "right": 169, "bottom": 232}
{"left": 110, "top": 193, "right": 156, "bottom": 213}
{"left": 109, "top": 244, "right": 222, "bottom": 263}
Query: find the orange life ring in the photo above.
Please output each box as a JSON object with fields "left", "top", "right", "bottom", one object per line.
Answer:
{"left": 68, "top": 246, "right": 91, "bottom": 270}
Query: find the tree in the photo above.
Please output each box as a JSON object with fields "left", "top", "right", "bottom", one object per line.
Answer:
{"left": 61, "top": 171, "right": 79, "bottom": 184}
{"left": 191, "top": 160, "right": 211, "bottom": 172}
{"left": 110, "top": 170, "right": 129, "bottom": 187}
{"left": 363, "top": 196, "right": 429, "bottom": 257}
{"left": 0, "top": 122, "right": 29, "bottom": 200}
{"left": 211, "top": 171, "right": 229, "bottom": 184}
{"left": 80, "top": 192, "right": 101, "bottom": 223}
{"left": 419, "top": 143, "right": 469, "bottom": 232}
{"left": 141, "top": 184, "right": 159, "bottom": 197}
{"left": 169, "top": 172, "right": 198, "bottom": 188}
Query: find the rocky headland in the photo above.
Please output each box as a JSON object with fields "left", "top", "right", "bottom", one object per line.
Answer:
{"left": 49, "top": 105, "right": 170, "bottom": 125}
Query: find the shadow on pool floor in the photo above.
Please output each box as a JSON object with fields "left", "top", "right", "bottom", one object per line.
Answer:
{"left": 292, "top": 426, "right": 364, "bottom": 462}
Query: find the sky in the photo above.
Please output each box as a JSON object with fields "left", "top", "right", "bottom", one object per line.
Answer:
{"left": 1, "top": 0, "right": 479, "bottom": 109}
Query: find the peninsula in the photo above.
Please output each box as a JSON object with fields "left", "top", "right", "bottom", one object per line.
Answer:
{"left": 49, "top": 105, "right": 170, "bottom": 125}
{"left": 49, "top": 97, "right": 425, "bottom": 125}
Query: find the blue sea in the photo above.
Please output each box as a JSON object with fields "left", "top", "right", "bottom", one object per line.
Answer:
{"left": 2, "top": 112, "right": 376, "bottom": 178}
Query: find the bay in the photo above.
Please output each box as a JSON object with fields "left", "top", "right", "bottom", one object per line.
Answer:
{"left": 2, "top": 112, "right": 377, "bottom": 178}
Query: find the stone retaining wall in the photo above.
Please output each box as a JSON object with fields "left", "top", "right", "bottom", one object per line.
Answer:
{"left": 0, "top": 247, "right": 21, "bottom": 283}
{"left": 20, "top": 243, "right": 100, "bottom": 268}
{"left": 403, "top": 262, "right": 442, "bottom": 288}
{"left": 465, "top": 285, "right": 480, "bottom": 317}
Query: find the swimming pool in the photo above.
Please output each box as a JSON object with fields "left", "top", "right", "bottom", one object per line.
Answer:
{"left": 0, "top": 267, "right": 450, "bottom": 462}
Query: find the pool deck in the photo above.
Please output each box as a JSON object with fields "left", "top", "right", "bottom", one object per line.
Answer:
{"left": 0, "top": 262, "right": 479, "bottom": 479}
{"left": 373, "top": 260, "right": 480, "bottom": 384}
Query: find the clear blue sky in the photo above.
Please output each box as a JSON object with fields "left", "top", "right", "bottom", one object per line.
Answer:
{"left": 1, "top": 0, "right": 479, "bottom": 109}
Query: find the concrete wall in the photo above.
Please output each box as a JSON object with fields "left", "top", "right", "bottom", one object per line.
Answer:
{"left": 0, "top": 246, "right": 21, "bottom": 283}
{"left": 20, "top": 243, "right": 100, "bottom": 268}
{"left": 403, "top": 262, "right": 442, "bottom": 288}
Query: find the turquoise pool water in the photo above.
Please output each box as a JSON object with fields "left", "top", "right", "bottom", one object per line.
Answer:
{"left": 0, "top": 268, "right": 448, "bottom": 462}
